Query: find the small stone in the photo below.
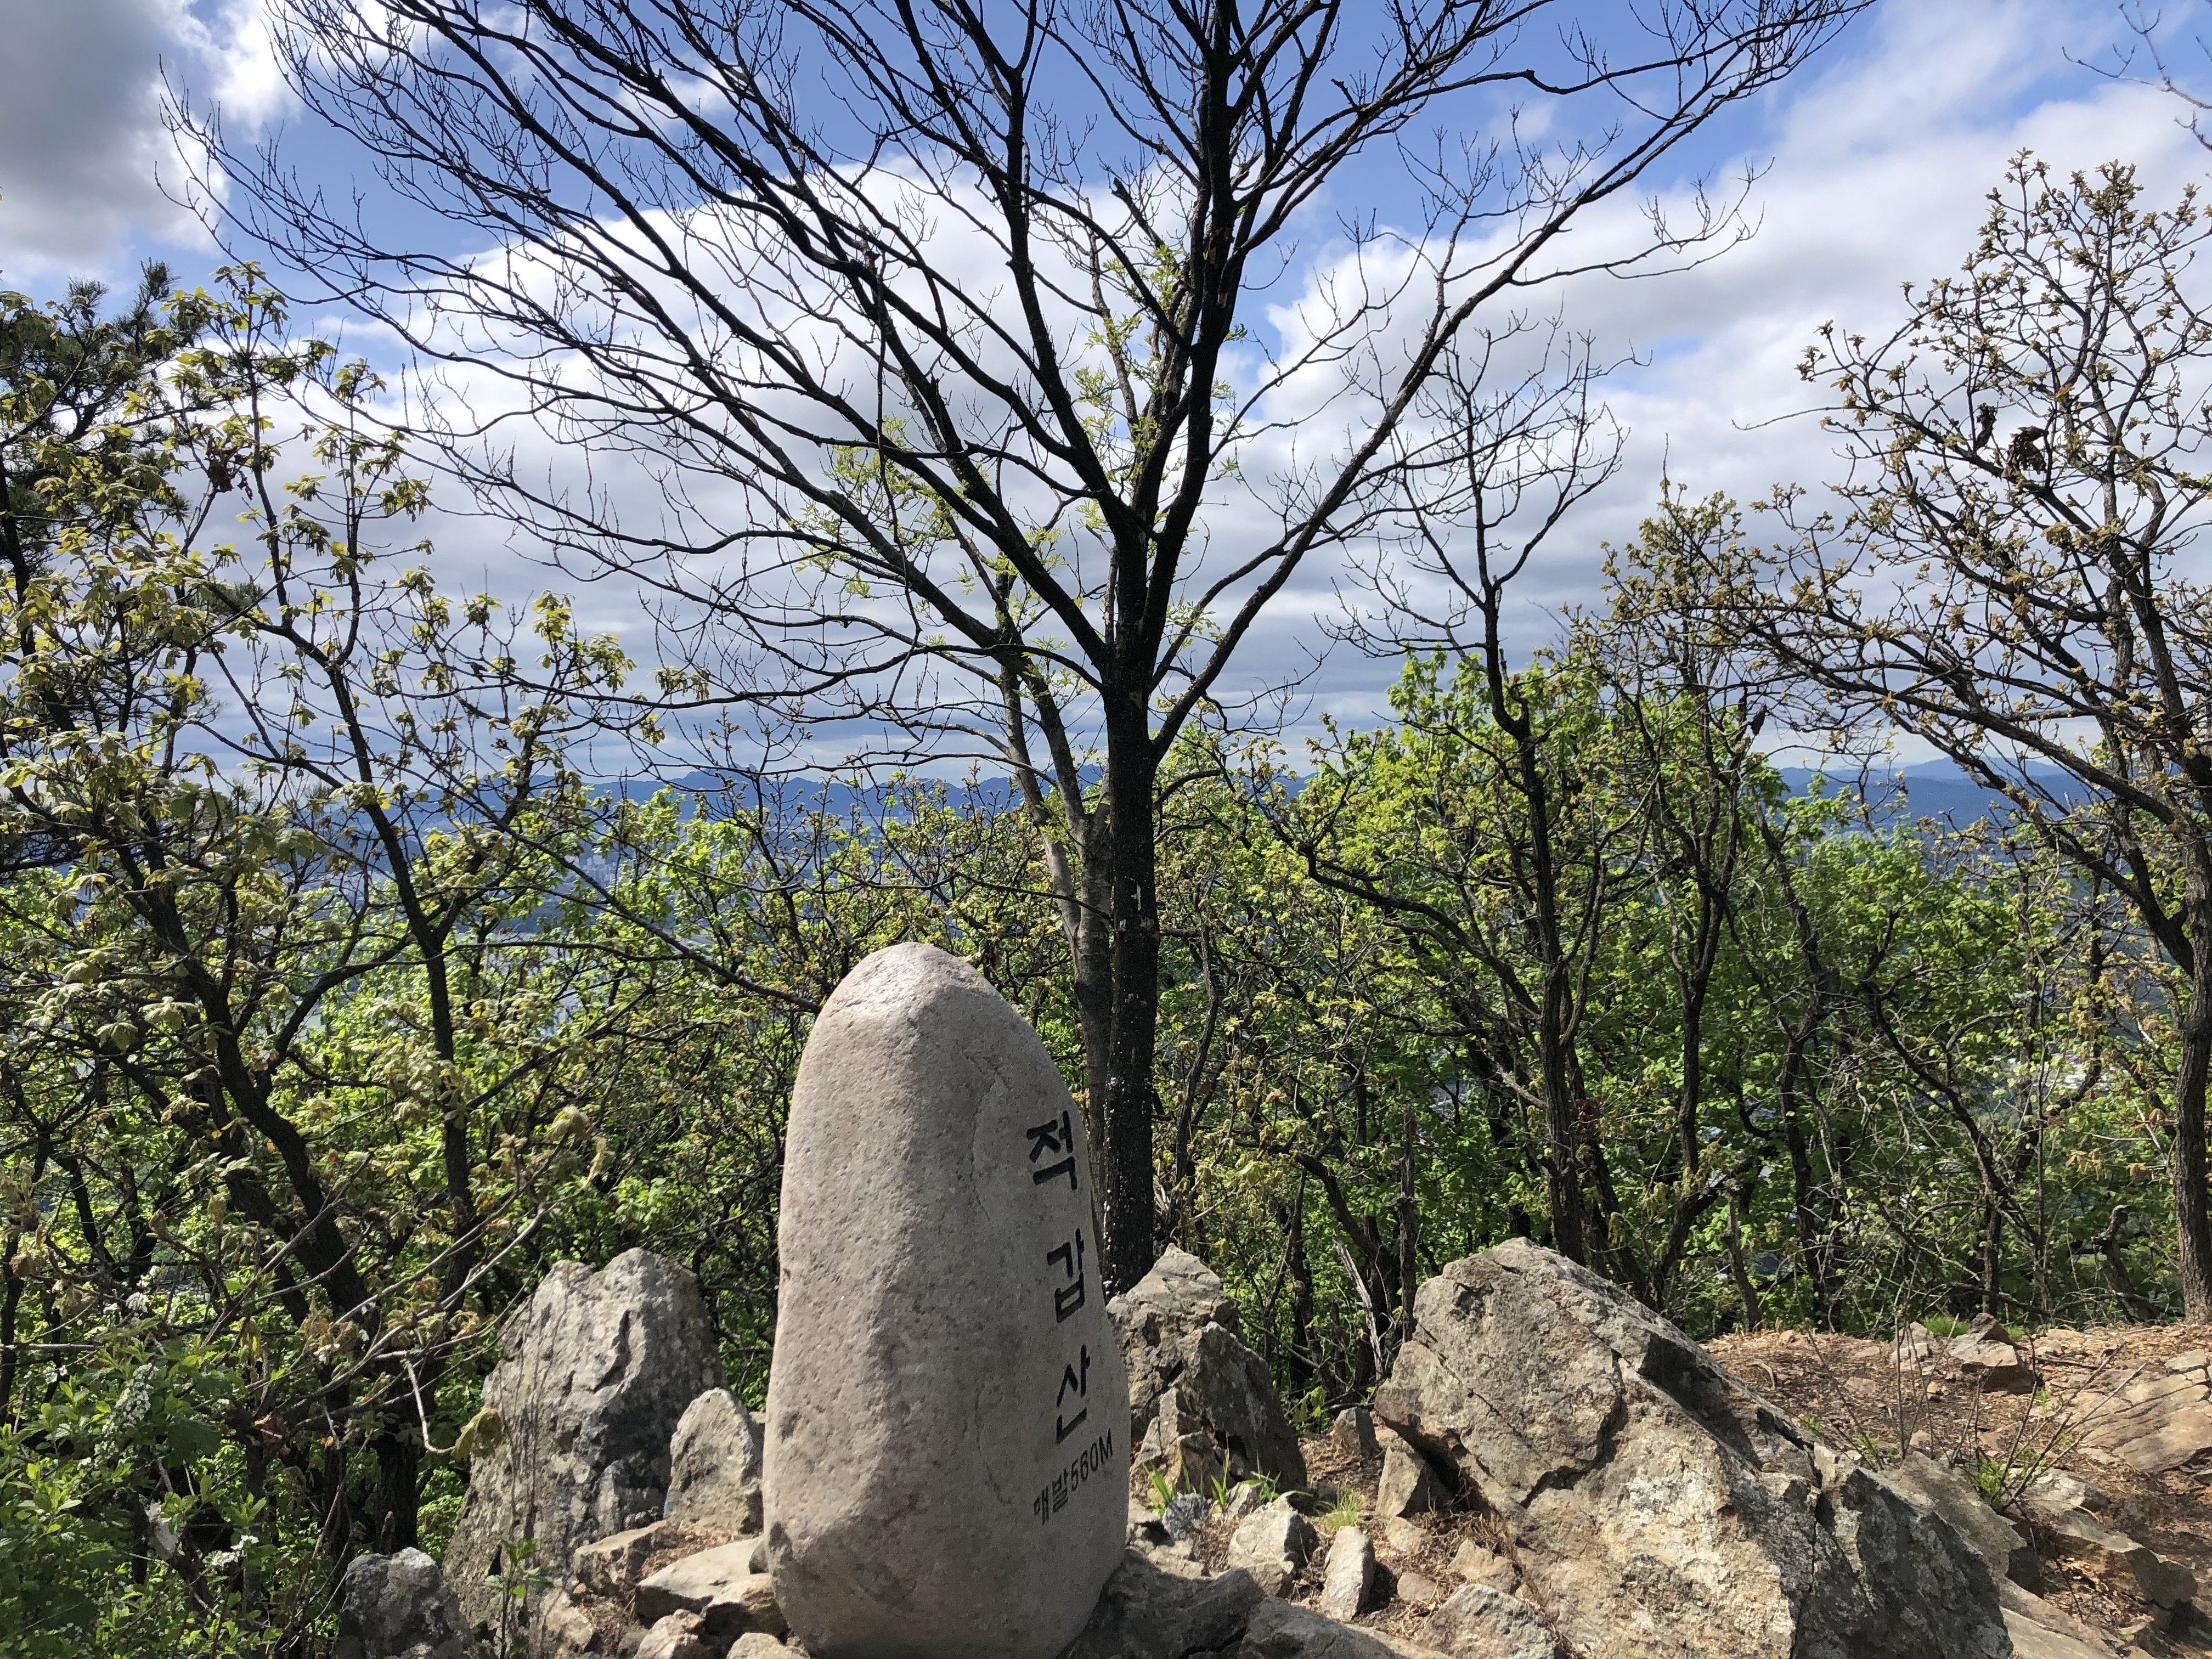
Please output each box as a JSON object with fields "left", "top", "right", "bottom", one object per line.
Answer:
{"left": 1425, "top": 1583, "right": 1558, "bottom": 1659}
{"left": 1226, "top": 1497, "right": 1318, "bottom": 1597}
{"left": 1395, "top": 1571, "right": 1446, "bottom": 1607}
{"left": 725, "top": 1640, "right": 788, "bottom": 1659}
{"left": 1966, "top": 1312, "right": 2014, "bottom": 1345}
{"left": 1925, "top": 1382, "right": 1946, "bottom": 1401}
{"left": 1906, "top": 1430, "right": 1933, "bottom": 1454}
{"left": 572, "top": 1520, "right": 693, "bottom": 1603}
{"left": 662, "top": 1389, "right": 763, "bottom": 1538}
{"left": 1948, "top": 1322, "right": 2033, "bottom": 1393}
{"left": 1058, "top": 1556, "right": 1265, "bottom": 1659}
{"left": 1240, "top": 1598, "right": 1437, "bottom": 1656}
{"left": 1381, "top": 1516, "right": 1426, "bottom": 1554}
{"left": 763, "top": 945, "right": 1129, "bottom": 1659}
{"left": 1320, "top": 1527, "right": 1376, "bottom": 1622}
{"left": 2167, "top": 1349, "right": 2210, "bottom": 1374}
{"left": 1447, "top": 1539, "right": 1518, "bottom": 1594}
{"left": 1160, "top": 1492, "right": 1208, "bottom": 1542}
{"left": 1891, "top": 1323, "right": 1942, "bottom": 1365}
{"left": 1331, "top": 1407, "right": 1381, "bottom": 1463}
{"left": 633, "top": 1612, "right": 716, "bottom": 1659}
{"left": 1375, "top": 1431, "right": 1451, "bottom": 1519}
{"left": 535, "top": 1587, "right": 600, "bottom": 1658}
{"left": 1221, "top": 1480, "right": 1268, "bottom": 1520}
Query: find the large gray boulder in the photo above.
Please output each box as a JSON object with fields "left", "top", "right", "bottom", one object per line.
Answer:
{"left": 1110, "top": 1246, "right": 1307, "bottom": 1492}
{"left": 336, "top": 1548, "right": 480, "bottom": 1659}
{"left": 764, "top": 944, "right": 1128, "bottom": 1659}
{"left": 1373, "top": 1240, "right": 2011, "bottom": 1659}
{"left": 442, "top": 1249, "right": 723, "bottom": 1645}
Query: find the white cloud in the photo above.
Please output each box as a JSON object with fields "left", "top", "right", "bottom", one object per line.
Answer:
{"left": 0, "top": 0, "right": 282, "bottom": 284}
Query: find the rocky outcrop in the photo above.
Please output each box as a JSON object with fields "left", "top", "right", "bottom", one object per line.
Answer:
{"left": 442, "top": 1249, "right": 724, "bottom": 1644}
{"left": 1111, "top": 1246, "right": 1307, "bottom": 1493}
{"left": 336, "top": 1548, "right": 480, "bottom": 1659}
{"left": 1373, "top": 1239, "right": 2011, "bottom": 1659}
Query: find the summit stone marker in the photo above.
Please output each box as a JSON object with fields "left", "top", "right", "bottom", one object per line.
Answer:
{"left": 764, "top": 943, "right": 1129, "bottom": 1658}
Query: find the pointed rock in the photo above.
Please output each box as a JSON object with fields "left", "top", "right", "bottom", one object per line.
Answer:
{"left": 443, "top": 1250, "right": 721, "bottom": 1642}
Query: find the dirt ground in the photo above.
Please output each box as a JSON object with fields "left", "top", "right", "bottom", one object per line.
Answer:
{"left": 1709, "top": 1322, "right": 2212, "bottom": 1654}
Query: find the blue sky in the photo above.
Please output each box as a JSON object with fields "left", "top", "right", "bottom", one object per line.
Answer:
{"left": 2, "top": 0, "right": 2208, "bottom": 760}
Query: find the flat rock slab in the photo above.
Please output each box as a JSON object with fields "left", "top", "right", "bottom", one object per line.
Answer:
{"left": 2103, "top": 1403, "right": 2212, "bottom": 1476}
{"left": 2000, "top": 1609, "right": 2111, "bottom": 1659}
{"left": 2033, "top": 1503, "right": 2197, "bottom": 1607}
{"left": 765, "top": 944, "right": 1128, "bottom": 1659}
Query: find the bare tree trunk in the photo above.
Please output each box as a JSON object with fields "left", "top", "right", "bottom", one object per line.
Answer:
{"left": 1398, "top": 1098, "right": 1420, "bottom": 1343}
{"left": 1101, "top": 710, "right": 1160, "bottom": 1294}
{"left": 2175, "top": 885, "right": 2212, "bottom": 1320}
{"left": 1724, "top": 1180, "right": 1761, "bottom": 1333}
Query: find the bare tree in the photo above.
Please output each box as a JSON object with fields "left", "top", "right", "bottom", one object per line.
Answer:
{"left": 1720, "top": 158, "right": 2212, "bottom": 1318}
{"left": 190, "top": 0, "right": 1870, "bottom": 1291}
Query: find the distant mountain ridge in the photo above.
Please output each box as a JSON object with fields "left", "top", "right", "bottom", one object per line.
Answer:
{"left": 1777, "top": 758, "right": 2097, "bottom": 825}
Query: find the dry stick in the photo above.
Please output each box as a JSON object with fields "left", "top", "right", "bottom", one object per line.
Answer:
{"left": 1330, "top": 1234, "right": 1387, "bottom": 1385}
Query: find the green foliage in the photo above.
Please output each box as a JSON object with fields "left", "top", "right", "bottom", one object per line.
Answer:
{"left": 1, "top": 163, "right": 2203, "bottom": 1653}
